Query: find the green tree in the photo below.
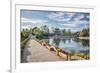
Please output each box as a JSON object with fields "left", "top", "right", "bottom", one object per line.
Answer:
{"left": 62, "top": 29, "right": 66, "bottom": 36}
{"left": 80, "top": 28, "right": 89, "bottom": 37}
{"left": 68, "top": 29, "right": 71, "bottom": 36}
{"left": 54, "top": 28, "right": 61, "bottom": 35}
{"left": 21, "top": 29, "right": 30, "bottom": 41}
{"left": 32, "top": 27, "right": 43, "bottom": 39}
{"left": 41, "top": 25, "right": 49, "bottom": 33}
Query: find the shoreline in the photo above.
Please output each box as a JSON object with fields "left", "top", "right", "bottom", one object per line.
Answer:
{"left": 37, "top": 39, "right": 89, "bottom": 61}
{"left": 21, "top": 38, "right": 89, "bottom": 63}
{"left": 78, "top": 37, "right": 89, "bottom": 40}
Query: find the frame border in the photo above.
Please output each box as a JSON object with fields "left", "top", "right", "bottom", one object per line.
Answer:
{"left": 11, "top": 3, "right": 96, "bottom": 73}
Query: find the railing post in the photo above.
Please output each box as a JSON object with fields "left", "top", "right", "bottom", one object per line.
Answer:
{"left": 68, "top": 53, "right": 71, "bottom": 61}
{"left": 56, "top": 50, "right": 59, "bottom": 56}
{"left": 66, "top": 54, "right": 68, "bottom": 60}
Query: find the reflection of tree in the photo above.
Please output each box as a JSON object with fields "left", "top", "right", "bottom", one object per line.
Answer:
{"left": 73, "top": 37, "right": 89, "bottom": 47}
{"left": 62, "top": 38, "right": 66, "bottom": 44}
{"left": 80, "top": 39, "right": 89, "bottom": 47}
{"left": 53, "top": 38, "right": 61, "bottom": 47}
{"left": 72, "top": 38, "right": 80, "bottom": 42}
{"left": 68, "top": 37, "right": 71, "bottom": 43}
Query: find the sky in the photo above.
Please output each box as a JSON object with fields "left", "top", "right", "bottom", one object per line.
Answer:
{"left": 21, "top": 10, "right": 90, "bottom": 32}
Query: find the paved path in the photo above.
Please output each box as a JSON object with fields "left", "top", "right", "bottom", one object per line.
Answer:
{"left": 24, "top": 39, "right": 65, "bottom": 62}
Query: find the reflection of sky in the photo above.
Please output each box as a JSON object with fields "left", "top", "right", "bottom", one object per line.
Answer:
{"left": 21, "top": 10, "right": 90, "bottom": 32}
{"left": 59, "top": 39, "right": 88, "bottom": 50}
{"left": 49, "top": 38, "right": 89, "bottom": 53}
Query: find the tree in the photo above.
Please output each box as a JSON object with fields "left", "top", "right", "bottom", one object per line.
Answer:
{"left": 32, "top": 27, "right": 43, "bottom": 39}
{"left": 80, "top": 28, "right": 89, "bottom": 37}
{"left": 62, "top": 29, "right": 66, "bottom": 36}
{"left": 54, "top": 28, "right": 61, "bottom": 35}
{"left": 21, "top": 29, "right": 30, "bottom": 41}
{"left": 68, "top": 29, "right": 71, "bottom": 36}
{"left": 41, "top": 25, "right": 49, "bottom": 33}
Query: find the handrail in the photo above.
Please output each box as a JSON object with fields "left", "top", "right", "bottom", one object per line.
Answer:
{"left": 21, "top": 38, "right": 29, "bottom": 48}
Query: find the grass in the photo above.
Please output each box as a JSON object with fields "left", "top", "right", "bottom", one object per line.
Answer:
{"left": 74, "top": 53, "right": 90, "bottom": 59}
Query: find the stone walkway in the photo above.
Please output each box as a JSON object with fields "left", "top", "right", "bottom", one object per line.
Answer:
{"left": 25, "top": 39, "right": 65, "bottom": 62}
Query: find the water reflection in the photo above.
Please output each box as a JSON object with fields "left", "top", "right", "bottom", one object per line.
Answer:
{"left": 80, "top": 39, "right": 89, "bottom": 47}
{"left": 45, "top": 37, "right": 89, "bottom": 54}
{"left": 53, "top": 38, "right": 60, "bottom": 47}
{"left": 72, "top": 38, "right": 89, "bottom": 47}
{"left": 62, "top": 38, "right": 66, "bottom": 44}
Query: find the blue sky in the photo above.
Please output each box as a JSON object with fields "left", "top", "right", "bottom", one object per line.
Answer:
{"left": 21, "top": 10, "right": 90, "bottom": 32}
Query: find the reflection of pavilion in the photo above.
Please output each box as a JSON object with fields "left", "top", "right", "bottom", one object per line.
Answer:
{"left": 68, "top": 37, "right": 71, "bottom": 43}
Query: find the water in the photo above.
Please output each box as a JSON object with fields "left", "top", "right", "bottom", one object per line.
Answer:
{"left": 44, "top": 37, "right": 89, "bottom": 54}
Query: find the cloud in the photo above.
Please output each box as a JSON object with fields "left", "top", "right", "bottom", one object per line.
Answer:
{"left": 47, "top": 12, "right": 76, "bottom": 22}
{"left": 21, "top": 10, "right": 90, "bottom": 32}
{"left": 47, "top": 12, "right": 67, "bottom": 22}
{"left": 21, "top": 17, "right": 49, "bottom": 29}
{"left": 59, "top": 23, "right": 76, "bottom": 28}
{"left": 21, "top": 17, "right": 47, "bottom": 24}
{"left": 73, "top": 14, "right": 84, "bottom": 21}
{"left": 57, "top": 19, "right": 89, "bottom": 32}
{"left": 71, "top": 13, "right": 90, "bottom": 21}
{"left": 47, "top": 12, "right": 89, "bottom": 32}
{"left": 48, "top": 12, "right": 89, "bottom": 24}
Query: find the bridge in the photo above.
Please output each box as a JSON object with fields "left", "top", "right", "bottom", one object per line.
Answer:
{"left": 21, "top": 38, "right": 65, "bottom": 62}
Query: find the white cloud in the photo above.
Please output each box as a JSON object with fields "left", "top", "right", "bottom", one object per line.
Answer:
{"left": 21, "top": 17, "right": 49, "bottom": 29}
{"left": 60, "top": 23, "right": 76, "bottom": 28}
{"left": 59, "top": 20, "right": 89, "bottom": 30}
{"left": 75, "top": 20, "right": 89, "bottom": 25}
{"left": 78, "top": 14, "right": 85, "bottom": 19}
{"left": 86, "top": 15, "right": 90, "bottom": 19}
{"left": 65, "top": 13, "right": 76, "bottom": 17}
{"left": 48, "top": 12, "right": 89, "bottom": 26}
{"left": 47, "top": 12, "right": 66, "bottom": 22}
{"left": 73, "top": 14, "right": 85, "bottom": 21}
{"left": 21, "top": 17, "right": 47, "bottom": 24}
{"left": 47, "top": 12, "right": 76, "bottom": 22}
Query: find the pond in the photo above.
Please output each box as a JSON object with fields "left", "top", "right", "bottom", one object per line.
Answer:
{"left": 43, "top": 37, "right": 89, "bottom": 54}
